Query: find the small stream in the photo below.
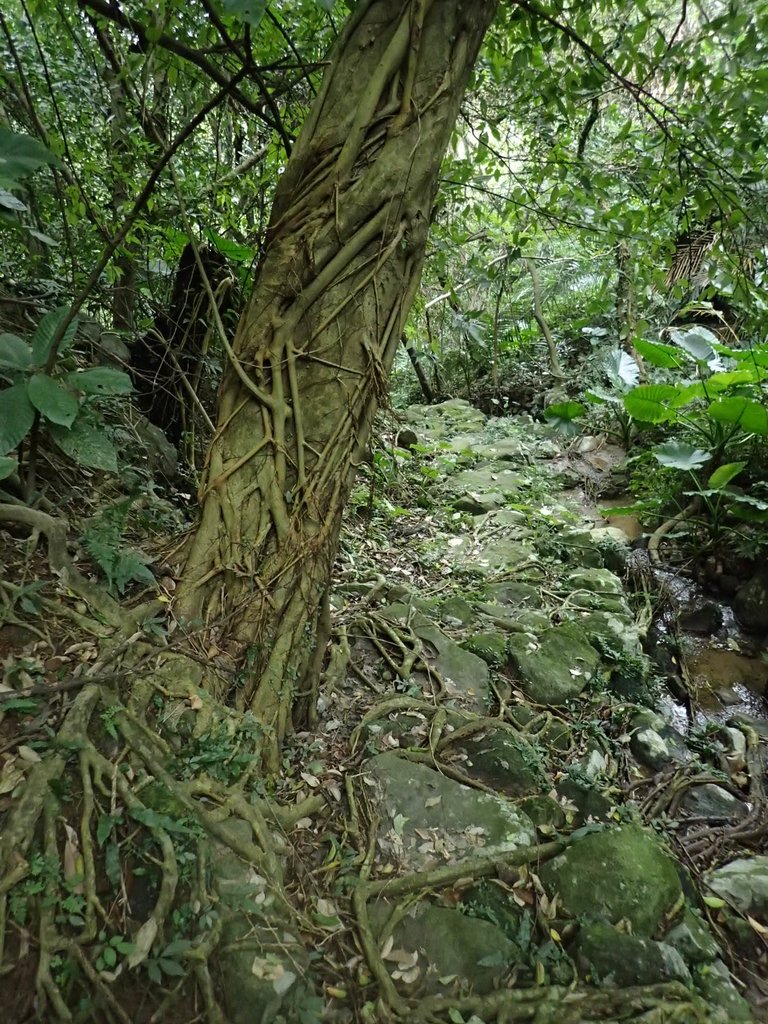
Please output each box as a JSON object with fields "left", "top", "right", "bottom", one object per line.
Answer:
{"left": 569, "top": 486, "right": 768, "bottom": 731}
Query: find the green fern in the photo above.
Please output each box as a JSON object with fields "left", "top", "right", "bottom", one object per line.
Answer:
{"left": 82, "top": 500, "right": 156, "bottom": 595}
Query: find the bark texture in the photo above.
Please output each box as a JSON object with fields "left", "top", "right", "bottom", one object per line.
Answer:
{"left": 175, "top": 0, "right": 499, "bottom": 752}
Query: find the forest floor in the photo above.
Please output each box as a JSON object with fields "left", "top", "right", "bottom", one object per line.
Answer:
{"left": 1, "top": 398, "right": 768, "bottom": 1023}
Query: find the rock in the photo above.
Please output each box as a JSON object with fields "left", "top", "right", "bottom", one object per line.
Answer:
{"left": 456, "top": 727, "right": 547, "bottom": 797}
{"left": 482, "top": 581, "right": 541, "bottom": 608}
{"left": 449, "top": 465, "right": 523, "bottom": 509}
{"left": 566, "top": 566, "right": 625, "bottom": 596}
{"left": 589, "top": 527, "right": 631, "bottom": 572}
{"left": 555, "top": 777, "right": 613, "bottom": 824}
{"left": 210, "top": 821, "right": 314, "bottom": 1024}
{"left": 404, "top": 398, "right": 487, "bottom": 438}
{"left": 679, "top": 600, "right": 724, "bottom": 634}
{"left": 367, "top": 901, "right": 516, "bottom": 995}
{"left": 134, "top": 415, "right": 178, "bottom": 479}
{"left": 693, "top": 960, "right": 753, "bottom": 1022}
{"left": 378, "top": 606, "right": 490, "bottom": 713}
{"left": 462, "top": 631, "right": 507, "bottom": 665}
{"left": 539, "top": 824, "right": 683, "bottom": 936}
{"left": 507, "top": 623, "right": 601, "bottom": 705}
{"left": 366, "top": 752, "right": 536, "bottom": 872}
{"left": 682, "top": 783, "right": 748, "bottom": 820}
{"left": 441, "top": 535, "right": 536, "bottom": 577}
{"left": 630, "top": 710, "right": 691, "bottom": 771}
{"left": 706, "top": 856, "right": 768, "bottom": 920}
{"left": 733, "top": 568, "right": 768, "bottom": 632}
{"left": 728, "top": 714, "right": 768, "bottom": 741}
{"left": 575, "top": 610, "right": 644, "bottom": 663}
{"left": 395, "top": 428, "right": 418, "bottom": 450}
{"left": 518, "top": 794, "right": 567, "bottom": 830}
{"left": 665, "top": 908, "right": 720, "bottom": 964}
{"left": 454, "top": 491, "right": 507, "bottom": 514}
{"left": 574, "top": 921, "right": 690, "bottom": 986}
{"left": 439, "top": 595, "right": 476, "bottom": 625}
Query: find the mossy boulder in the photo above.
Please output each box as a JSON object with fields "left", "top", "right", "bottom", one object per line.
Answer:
{"left": 367, "top": 901, "right": 516, "bottom": 995}
{"left": 457, "top": 727, "right": 547, "bottom": 797}
{"left": 539, "top": 824, "right": 682, "bottom": 936}
{"left": 462, "top": 630, "right": 507, "bottom": 665}
{"left": 507, "top": 623, "right": 601, "bottom": 705}
{"left": 574, "top": 921, "right": 690, "bottom": 986}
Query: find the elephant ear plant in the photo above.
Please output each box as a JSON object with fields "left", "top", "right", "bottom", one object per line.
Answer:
{"left": 544, "top": 325, "right": 768, "bottom": 546}
{"left": 0, "top": 306, "right": 133, "bottom": 485}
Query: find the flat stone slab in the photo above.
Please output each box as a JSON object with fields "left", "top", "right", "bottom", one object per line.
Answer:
{"left": 365, "top": 752, "right": 536, "bottom": 872}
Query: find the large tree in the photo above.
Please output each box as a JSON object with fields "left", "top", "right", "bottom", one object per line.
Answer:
{"left": 175, "top": 0, "right": 499, "bottom": 761}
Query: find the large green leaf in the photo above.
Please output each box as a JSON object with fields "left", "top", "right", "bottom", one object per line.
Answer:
{"left": 708, "top": 461, "right": 746, "bottom": 490}
{"left": 27, "top": 374, "right": 79, "bottom": 427}
{"left": 605, "top": 349, "right": 640, "bottom": 388}
{"left": 0, "top": 129, "right": 61, "bottom": 189}
{"left": 669, "top": 326, "right": 719, "bottom": 367}
{"left": 0, "top": 381, "right": 36, "bottom": 453}
{"left": 708, "top": 397, "right": 768, "bottom": 435}
{"left": 66, "top": 368, "right": 133, "bottom": 396}
{"left": 706, "top": 367, "right": 765, "bottom": 391}
{"left": 544, "top": 401, "right": 586, "bottom": 435}
{"left": 669, "top": 382, "right": 707, "bottom": 408}
{"left": 0, "top": 455, "right": 18, "bottom": 481}
{"left": 31, "top": 307, "right": 78, "bottom": 366}
{"left": 653, "top": 441, "right": 711, "bottom": 471}
{"left": 622, "top": 384, "right": 680, "bottom": 423}
{"left": 633, "top": 338, "right": 683, "bottom": 369}
{"left": 0, "top": 333, "right": 33, "bottom": 371}
{"left": 49, "top": 420, "right": 118, "bottom": 472}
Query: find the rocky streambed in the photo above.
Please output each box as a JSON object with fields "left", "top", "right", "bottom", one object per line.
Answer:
{"left": 311, "top": 400, "right": 768, "bottom": 1023}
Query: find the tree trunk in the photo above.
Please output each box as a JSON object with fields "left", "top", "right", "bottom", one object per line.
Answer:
{"left": 175, "top": 0, "right": 498, "bottom": 759}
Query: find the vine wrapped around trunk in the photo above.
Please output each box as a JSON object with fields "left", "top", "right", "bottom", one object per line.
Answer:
{"left": 175, "top": 0, "right": 499, "bottom": 758}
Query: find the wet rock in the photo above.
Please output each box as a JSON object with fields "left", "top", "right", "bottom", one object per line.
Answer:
{"left": 507, "top": 623, "right": 601, "bottom": 705}
{"left": 693, "top": 959, "right": 753, "bottom": 1022}
{"left": 366, "top": 752, "right": 535, "bottom": 871}
{"left": 706, "top": 856, "right": 768, "bottom": 920}
{"left": 539, "top": 824, "right": 683, "bottom": 936}
{"left": 665, "top": 908, "right": 720, "bottom": 964}
{"left": 456, "top": 728, "right": 547, "bottom": 797}
{"left": 679, "top": 600, "right": 724, "bottom": 634}
{"left": 630, "top": 709, "right": 690, "bottom": 771}
{"left": 367, "top": 901, "right": 516, "bottom": 996}
{"left": 733, "top": 568, "right": 768, "bottom": 632}
{"left": 728, "top": 713, "right": 768, "bottom": 741}
{"left": 682, "top": 783, "right": 748, "bottom": 820}
{"left": 574, "top": 921, "right": 690, "bottom": 986}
